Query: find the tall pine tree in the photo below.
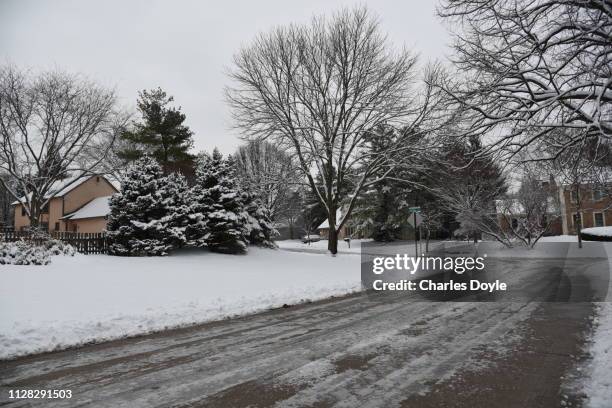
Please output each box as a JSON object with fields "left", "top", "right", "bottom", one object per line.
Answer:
{"left": 119, "top": 88, "right": 195, "bottom": 174}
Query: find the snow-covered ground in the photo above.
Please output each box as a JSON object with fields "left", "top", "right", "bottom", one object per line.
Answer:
{"left": 0, "top": 248, "right": 360, "bottom": 360}
{"left": 582, "top": 303, "right": 612, "bottom": 408}
{"left": 277, "top": 238, "right": 368, "bottom": 254}
{"left": 538, "top": 235, "right": 579, "bottom": 242}
{"left": 579, "top": 242, "right": 612, "bottom": 407}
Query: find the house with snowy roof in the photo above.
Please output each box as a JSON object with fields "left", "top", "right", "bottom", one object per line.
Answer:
{"left": 316, "top": 209, "right": 359, "bottom": 239}
{"left": 12, "top": 175, "right": 118, "bottom": 233}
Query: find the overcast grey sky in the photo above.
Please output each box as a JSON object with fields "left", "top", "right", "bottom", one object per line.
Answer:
{"left": 0, "top": 0, "right": 452, "bottom": 154}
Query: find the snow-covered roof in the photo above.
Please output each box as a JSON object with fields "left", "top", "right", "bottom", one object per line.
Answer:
{"left": 317, "top": 210, "right": 342, "bottom": 230}
{"left": 11, "top": 174, "right": 117, "bottom": 205}
{"left": 62, "top": 196, "right": 111, "bottom": 220}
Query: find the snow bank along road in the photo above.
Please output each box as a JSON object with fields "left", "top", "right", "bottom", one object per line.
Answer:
{"left": 0, "top": 248, "right": 361, "bottom": 359}
{"left": 0, "top": 254, "right": 605, "bottom": 408}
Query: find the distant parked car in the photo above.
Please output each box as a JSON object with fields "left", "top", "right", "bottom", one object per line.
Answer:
{"left": 301, "top": 234, "right": 321, "bottom": 243}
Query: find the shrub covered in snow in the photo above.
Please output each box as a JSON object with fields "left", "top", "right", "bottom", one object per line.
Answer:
{"left": 44, "top": 238, "right": 77, "bottom": 257}
{"left": 0, "top": 241, "right": 51, "bottom": 265}
{"left": 0, "top": 235, "right": 76, "bottom": 265}
{"left": 581, "top": 226, "right": 612, "bottom": 242}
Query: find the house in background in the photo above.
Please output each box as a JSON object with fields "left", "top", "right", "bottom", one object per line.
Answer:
{"left": 496, "top": 178, "right": 611, "bottom": 237}
{"left": 12, "top": 175, "right": 118, "bottom": 233}
{"left": 317, "top": 209, "right": 360, "bottom": 239}
{"left": 559, "top": 183, "right": 612, "bottom": 235}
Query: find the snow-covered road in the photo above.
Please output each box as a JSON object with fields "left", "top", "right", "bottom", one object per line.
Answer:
{"left": 0, "top": 260, "right": 599, "bottom": 407}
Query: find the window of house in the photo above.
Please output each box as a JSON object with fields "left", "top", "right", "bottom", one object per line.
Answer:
{"left": 21, "top": 206, "right": 26, "bottom": 216}
{"left": 96, "top": 176, "right": 100, "bottom": 182}
{"left": 40, "top": 222, "right": 49, "bottom": 231}
{"left": 54, "top": 222, "right": 60, "bottom": 231}
{"left": 511, "top": 218, "right": 519, "bottom": 229}
{"left": 570, "top": 190, "right": 579, "bottom": 203}
{"left": 594, "top": 212, "right": 605, "bottom": 227}
{"left": 593, "top": 189, "right": 605, "bottom": 201}
{"left": 41, "top": 203, "right": 49, "bottom": 214}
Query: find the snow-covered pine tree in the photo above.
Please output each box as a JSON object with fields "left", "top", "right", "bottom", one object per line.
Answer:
{"left": 107, "top": 155, "right": 175, "bottom": 256}
{"left": 185, "top": 154, "right": 212, "bottom": 247}
{"left": 240, "top": 183, "right": 277, "bottom": 248}
{"left": 157, "top": 172, "right": 190, "bottom": 249}
{"left": 188, "top": 149, "right": 248, "bottom": 254}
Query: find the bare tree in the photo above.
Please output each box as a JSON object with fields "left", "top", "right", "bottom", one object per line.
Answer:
{"left": 234, "top": 140, "right": 300, "bottom": 222}
{"left": 0, "top": 65, "right": 125, "bottom": 229}
{"left": 497, "top": 165, "right": 561, "bottom": 248}
{"left": 282, "top": 190, "right": 304, "bottom": 240}
{"left": 437, "top": 0, "right": 612, "bottom": 159}
{"left": 227, "top": 7, "right": 442, "bottom": 253}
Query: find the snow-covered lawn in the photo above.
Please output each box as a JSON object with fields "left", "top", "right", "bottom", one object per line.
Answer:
{"left": 277, "top": 239, "right": 368, "bottom": 254}
{"left": 0, "top": 248, "right": 360, "bottom": 360}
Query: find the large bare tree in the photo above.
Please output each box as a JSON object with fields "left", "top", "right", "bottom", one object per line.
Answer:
{"left": 0, "top": 65, "right": 125, "bottom": 229}
{"left": 226, "top": 7, "right": 442, "bottom": 253}
{"left": 234, "top": 140, "right": 300, "bottom": 222}
{"left": 437, "top": 0, "right": 612, "bottom": 159}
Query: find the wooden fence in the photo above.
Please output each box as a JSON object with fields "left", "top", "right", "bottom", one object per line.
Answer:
{"left": 0, "top": 231, "right": 108, "bottom": 254}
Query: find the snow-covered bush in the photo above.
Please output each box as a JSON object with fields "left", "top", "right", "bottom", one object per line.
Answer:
{"left": 44, "top": 239, "right": 76, "bottom": 257}
{"left": 0, "top": 241, "right": 51, "bottom": 265}
{"left": 0, "top": 234, "right": 76, "bottom": 265}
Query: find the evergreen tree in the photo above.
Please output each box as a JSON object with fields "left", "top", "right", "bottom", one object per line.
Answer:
{"left": 107, "top": 156, "right": 175, "bottom": 256}
{"left": 189, "top": 149, "right": 248, "bottom": 254}
{"left": 119, "top": 88, "right": 195, "bottom": 173}
{"left": 185, "top": 154, "right": 211, "bottom": 248}
{"left": 157, "top": 172, "right": 190, "bottom": 249}
{"left": 434, "top": 136, "right": 507, "bottom": 242}
{"left": 241, "top": 187, "right": 277, "bottom": 248}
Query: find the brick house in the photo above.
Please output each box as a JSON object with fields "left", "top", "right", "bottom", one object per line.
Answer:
{"left": 496, "top": 179, "right": 611, "bottom": 236}
{"left": 559, "top": 184, "right": 611, "bottom": 234}
{"left": 12, "top": 175, "right": 118, "bottom": 233}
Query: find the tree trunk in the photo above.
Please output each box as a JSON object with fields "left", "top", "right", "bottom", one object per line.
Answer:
{"left": 29, "top": 202, "right": 40, "bottom": 230}
{"left": 328, "top": 227, "right": 338, "bottom": 254}
{"left": 327, "top": 208, "right": 338, "bottom": 254}
{"left": 576, "top": 185, "right": 583, "bottom": 249}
